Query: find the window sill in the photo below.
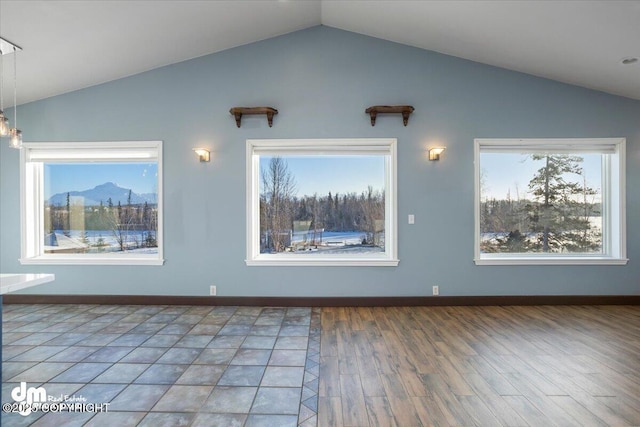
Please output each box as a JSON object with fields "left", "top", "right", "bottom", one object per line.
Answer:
{"left": 474, "top": 257, "right": 628, "bottom": 266}
{"left": 246, "top": 257, "right": 399, "bottom": 267}
{"left": 20, "top": 256, "right": 165, "bottom": 266}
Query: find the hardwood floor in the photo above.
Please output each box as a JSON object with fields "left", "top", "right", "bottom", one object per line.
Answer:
{"left": 318, "top": 305, "right": 640, "bottom": 426}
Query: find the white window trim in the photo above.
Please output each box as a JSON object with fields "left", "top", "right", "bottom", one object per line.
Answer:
{"left": 246, "top": 138, "right": 399, "bottom": 267}
{"left": 474, "top": 138, "right": 627, "bottom": 266}
{"left": 19, "top": 141, "right": 164, "bottom": 266}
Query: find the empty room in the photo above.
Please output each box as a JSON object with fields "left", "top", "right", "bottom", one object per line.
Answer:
{"left": 1, "top": 1, "right": 639, "bottom": 426}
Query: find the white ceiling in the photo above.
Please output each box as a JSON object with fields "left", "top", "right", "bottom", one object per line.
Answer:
{"left": 1, "top": 0, "right": 638, "bottom": 106}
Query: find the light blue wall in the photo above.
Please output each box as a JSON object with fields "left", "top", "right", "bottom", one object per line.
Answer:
{"left": 1, "top": 26, "right": 638, "bottom": 296}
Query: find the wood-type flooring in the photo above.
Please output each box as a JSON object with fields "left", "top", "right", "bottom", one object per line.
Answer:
{"left": 318, "top": 305, "right": 640, "bottom": 427}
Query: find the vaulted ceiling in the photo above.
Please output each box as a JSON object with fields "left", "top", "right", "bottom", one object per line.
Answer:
{"left": 1, "top": 0, "right": 638, "bottom": 105}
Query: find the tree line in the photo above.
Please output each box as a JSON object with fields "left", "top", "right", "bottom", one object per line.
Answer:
{"left": 46, "top": 190, "right": 158, "bottom": 251}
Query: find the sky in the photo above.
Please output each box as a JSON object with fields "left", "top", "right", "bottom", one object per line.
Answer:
{"left": 480, "top": 153, "right": 602, "bottom": 200}
{"left": 42, "top": 155, "right": 599, "bottom": 202}
{"left": 260, "top": 155, "right": 385, "bottom": 197}
{"left": 44, "top": 162, "right": 158, "bottom": 198}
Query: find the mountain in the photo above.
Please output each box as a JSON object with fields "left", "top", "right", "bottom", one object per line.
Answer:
{"left": 47, "top": 182, "right": 155, "bottom": 207}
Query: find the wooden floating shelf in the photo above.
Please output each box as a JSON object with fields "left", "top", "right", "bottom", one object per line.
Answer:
{"left": 229, "top": 107, "right": 278, "bottom": 128}
{"left": 365, "top": 105, "right": 414, "bottom": 126}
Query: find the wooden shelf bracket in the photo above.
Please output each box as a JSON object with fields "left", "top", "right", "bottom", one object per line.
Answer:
{"left": 229, "top": 107, "right": 278, "bottom": 128}
{"left": 365, "top": 105, "right": 415, "bottom": 126}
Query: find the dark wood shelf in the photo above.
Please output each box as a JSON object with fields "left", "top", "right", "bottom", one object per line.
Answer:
{"left": 365, "top": 105, "right": 414, "bottom": 126}
{"left": 229, "top": 107, "right": 278, "bottom": 128}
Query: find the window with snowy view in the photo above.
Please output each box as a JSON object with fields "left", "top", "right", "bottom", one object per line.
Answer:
{"left": 20, "top": 141, "right": 163, "bottom": 265}
{"left": 474, "top": 138, "right": 626, "bottom": 265}
{"left": 246, "top": 139, "right": 398, "bottom": 266}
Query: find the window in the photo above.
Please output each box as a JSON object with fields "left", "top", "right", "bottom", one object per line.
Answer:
{"left": 246, "top": 138, "right": 398, "bottom": 266}
{"left": 20, "top": 141, "right": 163, "bottom": 265}
{"left": 474, "top": 138, "right": 627, "bottom": 265}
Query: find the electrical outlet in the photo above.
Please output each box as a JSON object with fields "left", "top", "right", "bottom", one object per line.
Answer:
{"left": 432, "top": 285, "right": 439, "bottom": 296}
{"left": 408, "top": 214, "right": 415, "bottom": 224}
{"left": 210, "top": 286, "right": 217, "bottom": 296}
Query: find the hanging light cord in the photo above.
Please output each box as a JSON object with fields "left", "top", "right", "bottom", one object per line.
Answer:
{"left": 0, "top": 49, "right": 4, "bottom": 111}
{"left": 13, "top": 46, "right": 17, "bottom": 128}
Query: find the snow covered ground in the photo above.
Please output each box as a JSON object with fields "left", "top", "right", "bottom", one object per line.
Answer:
{"left": 50, "top": 230, "right": 158, "bottom": 254}
{"left": 288, "top": 231, "right": 383, "bottom": 254}
{"left": 292, "top": 231, "right": 367, "bottom": 246}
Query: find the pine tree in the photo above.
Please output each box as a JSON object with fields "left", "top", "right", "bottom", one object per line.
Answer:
{"left": 64, "top": 192, "right": 71, "bottom": 237}
{"left": 525, "top": 154, "right": 597, "bottom": 253}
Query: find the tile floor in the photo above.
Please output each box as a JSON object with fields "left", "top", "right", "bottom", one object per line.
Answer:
{"left": 1, "top": 304, "right": 320, "bottom": 427}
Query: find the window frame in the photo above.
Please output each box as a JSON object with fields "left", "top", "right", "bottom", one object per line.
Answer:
{"left": 246, "top": 138, "right": 399, "bottom": 266}
{"left": 19, "top": 141, "right": 164, "bottom": 266}
{"left": 474, "top": 138, "right": 627, "bottom": 265}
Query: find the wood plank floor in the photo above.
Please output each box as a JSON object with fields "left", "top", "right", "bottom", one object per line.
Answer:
{"left": 318, "top": 305, "right": 640, "bottom": 426}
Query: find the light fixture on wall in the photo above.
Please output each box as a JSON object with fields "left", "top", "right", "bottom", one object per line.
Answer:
{"left": 193, "top": 148, "right": 210, "bottom": 162}
{"left": 0, "top": 37, "right": 23, "bottom": 148}
{"left": 429, "top": 147, "right": 445, "bottom": 161}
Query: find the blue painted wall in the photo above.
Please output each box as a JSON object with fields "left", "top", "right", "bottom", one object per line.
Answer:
{"left": 1, "top": 26, "right": 638, "bottom": 296}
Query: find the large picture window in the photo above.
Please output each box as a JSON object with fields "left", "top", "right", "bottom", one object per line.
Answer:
{"left": 20, "top": 141, "right": 163, "bottom": 265}
{"left": 474, "top": 138, "right": 626, "bottom": 265}
{"left": 246, "top": 139, "right": 398, "bottom": 266}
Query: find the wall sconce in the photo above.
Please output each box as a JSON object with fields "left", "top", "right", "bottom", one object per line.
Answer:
{"left": 193, "top": 148, "right": 210, "bottom": 162}
{"left": 429, "top": 147, "right": 445, "bottom": 161}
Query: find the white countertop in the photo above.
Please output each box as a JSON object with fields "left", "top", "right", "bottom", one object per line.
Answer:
{"left": 0, "top": 273, "right": 55, "bottom": 295}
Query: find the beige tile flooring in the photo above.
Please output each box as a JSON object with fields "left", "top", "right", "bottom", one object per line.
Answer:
{"left": 1, "top": 304, "right": 320, "bottom": 427}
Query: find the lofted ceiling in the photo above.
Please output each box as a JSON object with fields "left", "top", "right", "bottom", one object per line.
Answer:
{"left": 0, "top": 0, "right": 638, "bottom": 106}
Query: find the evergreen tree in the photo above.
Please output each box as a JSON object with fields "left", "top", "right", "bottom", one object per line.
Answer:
{"left": 64, "top": 192, "right": 71, "bottom": 237}
{"left": 525, "top": 154, "right": 597, "bottom": 253}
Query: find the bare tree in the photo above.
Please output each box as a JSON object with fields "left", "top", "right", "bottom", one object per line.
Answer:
{"left": 360, "top": 186, "right": 385, "bottom": 245}
{"left": 261, "top": 157, "right": 297, "bottom": 252}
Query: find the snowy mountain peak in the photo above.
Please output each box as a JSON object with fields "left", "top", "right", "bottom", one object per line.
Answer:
{"left": 47, "top": 182, "right": 155, "bottom": 206}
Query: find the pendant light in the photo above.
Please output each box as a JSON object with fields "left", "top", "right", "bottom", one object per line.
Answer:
{"left": 8, "top": 45, "right": 22, "bottom": 149}
{"left": 0, "top": 37, "right": 23, "bottom": 148}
